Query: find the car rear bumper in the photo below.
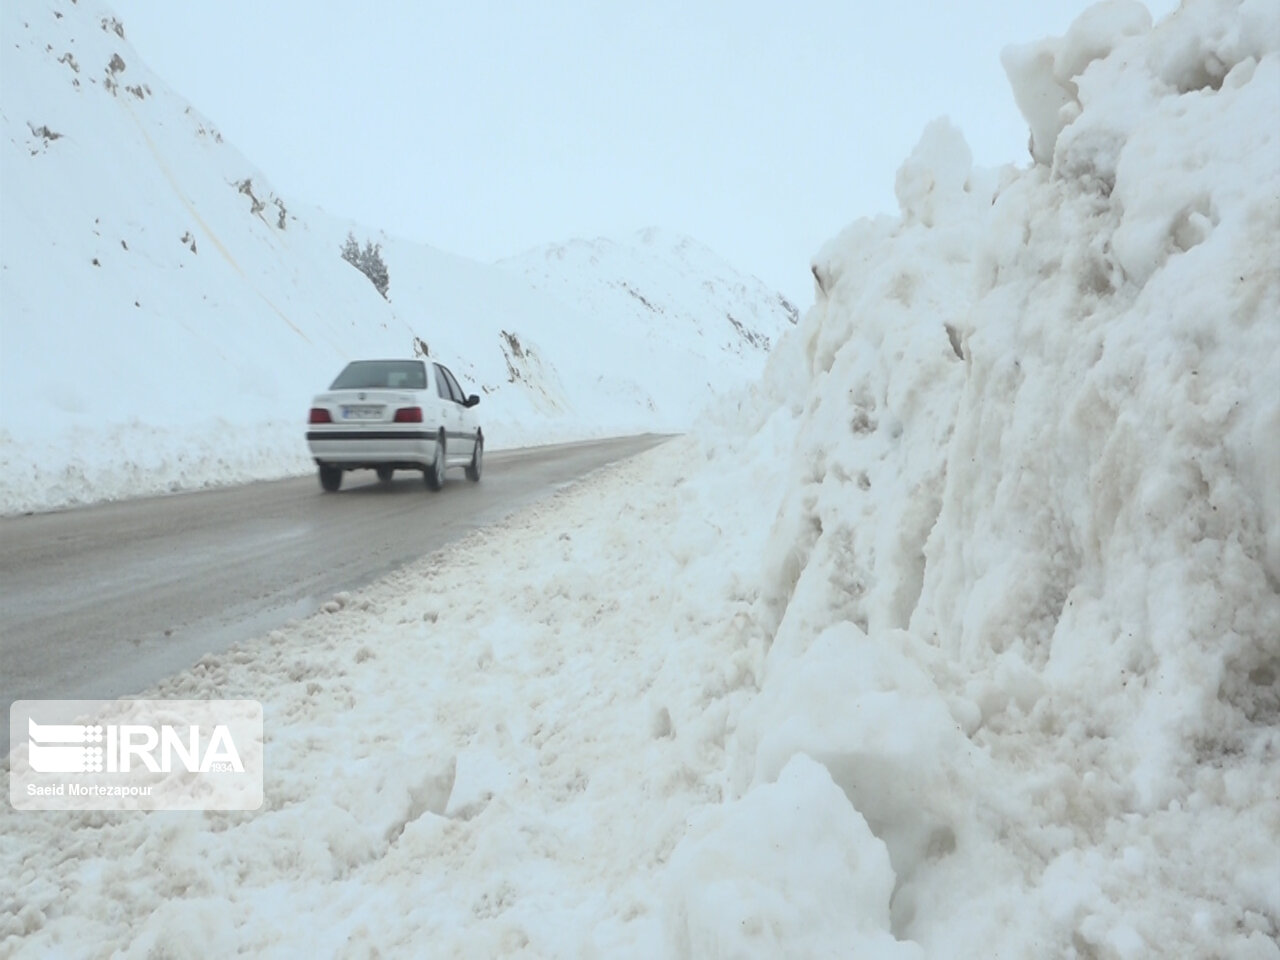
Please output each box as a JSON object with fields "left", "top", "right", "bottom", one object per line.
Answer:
{"left": 307, "top": 429, "right": 439, "bottom": 469}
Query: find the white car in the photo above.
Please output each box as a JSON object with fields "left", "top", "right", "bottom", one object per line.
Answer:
{"left": 306, "top": 359, "right": 483, "bottom": 492}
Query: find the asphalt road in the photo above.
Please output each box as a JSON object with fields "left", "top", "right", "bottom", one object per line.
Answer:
{"left": 0, "top": 435, "right": 668, "bottom": 747}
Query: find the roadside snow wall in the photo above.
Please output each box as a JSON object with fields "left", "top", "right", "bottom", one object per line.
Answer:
{"left": 666, "top": 1, "right": 1280, "bottom": 956}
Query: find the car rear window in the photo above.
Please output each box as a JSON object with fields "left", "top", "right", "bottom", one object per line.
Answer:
{"left": 330, "top": 360, "right": 426, "bottom": 390}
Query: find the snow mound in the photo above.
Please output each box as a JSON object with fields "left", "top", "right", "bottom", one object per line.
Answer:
{"left": 679, "top": 0, "right": 1280, "bottom": 955}
{"left": 664, "top": 754, "right": 919, "bottom": 960}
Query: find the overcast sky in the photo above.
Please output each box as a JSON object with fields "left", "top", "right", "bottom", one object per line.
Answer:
{"left": 121, "top": 1, "right": 1175, "bottom": 305}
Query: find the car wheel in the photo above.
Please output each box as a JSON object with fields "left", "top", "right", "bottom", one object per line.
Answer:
{"left": 376, "top": 466, "right": 394, "bottom": 484}
{"left": 319, "top": 464, "right": 342, "bottom": 492}
{"left": 425, "top": 437, "right": 445, "bottom": 491}
{"left": 465, "top": 437, "right": 483, "bottom": 482}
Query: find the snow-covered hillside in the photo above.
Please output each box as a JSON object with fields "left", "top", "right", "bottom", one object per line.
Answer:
{"left": 378, "top": 226, "right": 793, "bottom": 447}
{"left": 0, "top": 0, "right": 792, "bottom": 515}
{"left": 501, "top": 227, "right": 799, "bottom": 383}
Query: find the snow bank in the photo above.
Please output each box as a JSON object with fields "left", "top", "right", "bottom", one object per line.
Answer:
{"left": 671, "top": 0, "right": 1279, "bottom": 955}
{"left": 0, "top": 433, "right": 791, "bottom": 956}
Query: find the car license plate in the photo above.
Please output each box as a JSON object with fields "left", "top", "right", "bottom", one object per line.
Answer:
{"left": 341, "top": 405, "right": 382, "bottom": 420}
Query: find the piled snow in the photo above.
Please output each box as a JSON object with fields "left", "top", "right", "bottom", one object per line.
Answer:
{"left": 0, "top": 0, "right": 792, "bottom": 515}
{"left": 665, "top": 753, "right": 919, "bottom": 959}
{"left": 3, "top": 0, "right": 1278, "bottom": 956}
{"left": 676, "top": 0, "right": 1279, "bottom": 954}
{"left": 0, "top": 436, "right": 791, "bottom": 955}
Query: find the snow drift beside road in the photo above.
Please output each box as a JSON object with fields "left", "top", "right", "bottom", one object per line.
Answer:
{"left": 664, "top": 0, "right": 1279, "bottom": 954}
{"left": 1, "top": 437, "right": 791, "bottom": 956}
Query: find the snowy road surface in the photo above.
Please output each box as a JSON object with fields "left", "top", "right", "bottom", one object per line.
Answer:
{"left": 0, "top": 434, "right": 667, "bottom": 743}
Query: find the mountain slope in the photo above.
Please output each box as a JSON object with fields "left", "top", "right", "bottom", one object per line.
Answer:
{"left": 501, "top": 227, "right": 799, "bottom": 381}
{"left": 0, "top": 0, "right": 793, "bottom": 514}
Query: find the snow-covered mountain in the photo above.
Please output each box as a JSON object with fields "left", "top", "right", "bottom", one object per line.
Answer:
{"left": 501, "top": 228, "right": 799, "bottom": 365}
{"left": 0, "top": 0, "right": 793, "bottom": 514}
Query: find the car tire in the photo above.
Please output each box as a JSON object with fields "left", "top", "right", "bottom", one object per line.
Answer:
{"left": 376, "top": 466, "right": 394, "bottom": 484}
{"left": 425, "top": 436, "right": 446, "bottom": 491}
{"left": 466, "top": 437, "right": 483, "bottom": 482}
{"left": 319, "top": 464, "right": 342, "bottom": 492}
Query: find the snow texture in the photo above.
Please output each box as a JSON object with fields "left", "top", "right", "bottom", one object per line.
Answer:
{"left": 3, "top": 0, "right": 1279, "bottom": 957}
{"left": 1, "top": 438, "right": 791, "bottom": 956}
{"left": 0, "top": 0, "right": 790, "bottom": 516}
{"left": 692, "top": 0, "right": 1279, "bottom": 953}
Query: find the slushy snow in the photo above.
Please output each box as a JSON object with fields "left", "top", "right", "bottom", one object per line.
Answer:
{"left": 3, "top": 0, "right": 1279, "bottom": 957}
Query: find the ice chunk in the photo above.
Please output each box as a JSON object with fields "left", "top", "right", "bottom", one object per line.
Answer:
{"left": 663, "top": 754, "right": 922, "bottom": 959}
{"left": 1002, "top": 1, "right": 1151, "bottom": 164}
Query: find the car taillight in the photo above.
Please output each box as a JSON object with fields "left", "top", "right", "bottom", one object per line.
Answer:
{"left": 309, "top": 408, "right": 331, "bottom": 423}
{"left": 394, "top": 406, "right": 423, "bottom": 423}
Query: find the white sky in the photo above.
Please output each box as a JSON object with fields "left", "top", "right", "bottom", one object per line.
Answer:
{"left": 120, "top": 0, "right": 1176, "bottom": 306}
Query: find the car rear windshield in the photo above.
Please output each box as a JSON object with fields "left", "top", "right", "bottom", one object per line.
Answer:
{"left": 329, "top": 360, "right": 426, "bottom": 390}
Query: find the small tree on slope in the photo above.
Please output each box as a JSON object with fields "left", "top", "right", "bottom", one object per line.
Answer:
{"left": 341, "top": 232, "right": 390, "bottom": 299}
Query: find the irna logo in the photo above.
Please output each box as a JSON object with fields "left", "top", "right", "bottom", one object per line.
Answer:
{"left": 12, "top": 699, "right": 264, "bottom": 811}
{"left": 26, "top": 717, "right": 245, "bottom": 774}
